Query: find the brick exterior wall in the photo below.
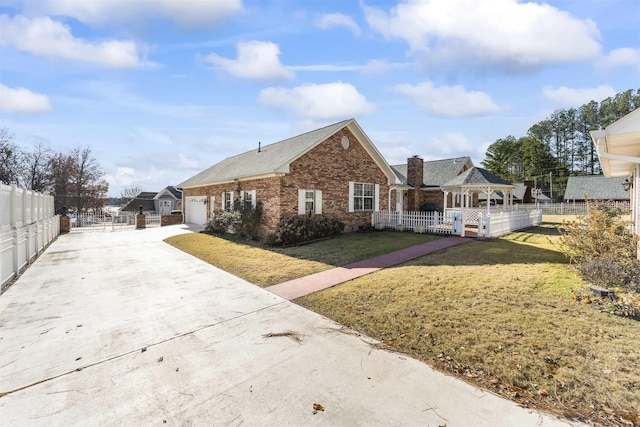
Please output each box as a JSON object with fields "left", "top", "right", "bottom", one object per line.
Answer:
{"left": 161, "top": 213, "right": 183, "bottom": 226}
{"left": 182, "top": 127, "right": 393, "bottom": 237}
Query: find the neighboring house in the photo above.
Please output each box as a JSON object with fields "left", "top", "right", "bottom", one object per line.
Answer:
{"left": 121, "top": 191, "right": 156, "bottom": 214}
{"left": 154, "top": 186, "right": 182, "bottom": 214}
{"left": 563, "top": 175, "right": 630, "bottom": 203}
{"left": 591, "top": 108, "right": 640, "bottom": 239}
{"left": 390, "top": 156, "right": 473, "bottom": 211}
{"left": 121, "top": 186, "right": 182, "bottom": 214}
{"left": 177, "top": 119, "right": 400, "bottom": 234}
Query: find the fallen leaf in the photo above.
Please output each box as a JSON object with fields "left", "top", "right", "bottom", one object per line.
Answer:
{"left": 313, "top": 403, "right": 324, "bottom": 411}
{"left": 157, "top": 357, "right": 164, "bottom": 363}
{"left": 538, "top": 389, "right": 549, "bottom": 397}
{"left": 489, "top": 377, "right": 501, "bottom": 385}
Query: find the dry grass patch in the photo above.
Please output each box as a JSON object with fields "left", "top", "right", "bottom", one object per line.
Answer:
{"left": 164, "top": 231, "right": 439, "bottom": 287}
{"left": 297, "top": 224, "right": 640, "bottom": 426}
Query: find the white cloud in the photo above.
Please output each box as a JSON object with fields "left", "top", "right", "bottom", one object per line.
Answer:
{"left": 599, "top": 48, "right": 640, "bottom": 71}
{"left": 316, "top": 13, "right": 361, "bottom": 36}
{"left": 178, "top": 153, "right": 199, "bottom": 169}
{"left": 23, "top": 0, "right": 242, "bottom": 28}
{"left": 288, "top": 64, "right": 363, "bottom": 72}
{"left": 0, "top": 15, "right": 141, "bottom": 68}
{"left": 542, "top": 85, "right": 616, "bottom": 108}
{"left": 361, "top": 59, "right": 409, "bottom": 75}
{"left": 204, "top": 41, "right": 294, "bottom": 81}
{"left": 392, "top": 81, "right": 500, "bottom": 117}
{"left": 0, "top": 83, "right": 52, "bottom": 112}
{"left": 258, "top": 82, "right": 376, "bottom": 120}
{"left": 364, "top": 0, "right": 601, "bottom": 69}
{"left": 104, "top": 167, "right": 136, "bottom": 189}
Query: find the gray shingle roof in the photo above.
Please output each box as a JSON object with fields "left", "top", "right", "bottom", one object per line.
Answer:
{"left": 442, "top": 167, "right": 513, "bottom": 187}
{"left": 178, "top": 119, "right": 352, "bottom": 188}
{"left": 564, "top": 175, "right": 630, "bottom": 201}
{"left": 391, "top": 157, "right": 472, "bottom": 188}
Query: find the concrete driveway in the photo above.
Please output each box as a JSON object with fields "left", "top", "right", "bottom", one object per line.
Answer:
{"left": 0, "top": 225, "right": 580, "bottom": 426}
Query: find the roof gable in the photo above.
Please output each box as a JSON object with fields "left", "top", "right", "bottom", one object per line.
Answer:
{"left": 564, "top": 175, "right": 630, "bottom": 201}
{"left": 441, "top": 167, "right": 513, "bottom": 187}
{"left": 178, "top": 119, "right": 399, "bottom": 188}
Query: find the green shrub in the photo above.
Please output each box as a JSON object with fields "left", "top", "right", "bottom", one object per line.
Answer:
{"left": 205, "top": 200, "right": 263, "bottom": 240}
{"left": 267, "top": 215, "right": 344, "bottom": 246}
{"left": 559, "top": 203, "right": 637, "bottom": 265}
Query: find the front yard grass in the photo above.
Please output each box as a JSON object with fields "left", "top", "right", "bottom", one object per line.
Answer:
{"left": 297, "top": 224, "right": 640, "bottom": 426}
{"left": 166, "top": 224, "right": 639, "bottom": 425}
{"left": 164, "top": 231, "right": 439, "bottom": 287}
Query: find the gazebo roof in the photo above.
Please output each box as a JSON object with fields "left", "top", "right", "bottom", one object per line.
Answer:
{"left": 441, "top": 167, "right": 514, "bottom": 190}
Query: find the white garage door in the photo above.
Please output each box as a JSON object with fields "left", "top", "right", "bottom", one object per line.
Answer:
{"left": 185, "top": 196, "right": 207, "bottom": 226}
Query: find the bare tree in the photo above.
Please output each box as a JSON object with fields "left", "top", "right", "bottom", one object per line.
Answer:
{"left": 19, "top": 143, "right": 52, "bottom": 192}
{"left": 0, "top": 128, "right": 20, "bottom": 185}
{"left": 120, "top": 185, "right": 143, "bottom": 203}
{"left": 50, "top": 146, "right": 109, "bottom": 213}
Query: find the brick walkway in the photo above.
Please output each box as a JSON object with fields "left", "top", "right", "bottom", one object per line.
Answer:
{"left": 265, "top": 236, "right": 470, "bottom": 300}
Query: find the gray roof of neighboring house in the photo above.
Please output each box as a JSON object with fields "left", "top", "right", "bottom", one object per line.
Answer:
{"left": 564, "top": 175, "right": 630, "bottom": 201}
{"left": 178, "top": 119, "right": 353, "bottom": 188}
{"left": 479, "top": 183, "right": 552, "bottom": 201}
{"left": 122, "top": 197, "right": 156, "bottom": 212}
{"left": 155, "top": 186, "right": 182, "bottom": 200}
{"left": 391, "top": 157, "right": 472, "bottom": 188}
{"left": 442, "top": 167, "right": 514, "bottom": 187}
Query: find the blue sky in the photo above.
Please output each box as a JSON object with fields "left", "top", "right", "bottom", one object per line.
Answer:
{"left": 0, "top": 0, "right": 638, "bottom": 197}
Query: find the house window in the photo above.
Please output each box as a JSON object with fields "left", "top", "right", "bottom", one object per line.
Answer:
{"left": 348, "top": 182, "right": 379, "bottom": 212}
{"left": 241, "top": 190, "right": 256, "bottom": 209}
{"left": 354, "top": 183, "right": 374, "bottom": 211}
{"left": 305, "top": 191, "right": 315, "bottom": 212}
{"left": 298, "top": 189, "right": 322, "bottom": 214}
{"left": 223, "top": 192, "right": 233, "bottom": 211}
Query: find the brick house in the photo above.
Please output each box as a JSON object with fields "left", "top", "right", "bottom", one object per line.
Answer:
{"left": 177, "top": 119, "right": 400, "bottom": 236}
{"left": 390, "top": 156, "right": 474, "bottom": 211}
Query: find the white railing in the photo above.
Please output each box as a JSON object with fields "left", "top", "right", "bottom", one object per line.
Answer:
{"left": 372, "top": 210, "right": 464, "bottom": 236}
{"left": 445, "top": 207, "right": 509, "bottom": 224}
{"left": 1, "top": 183, "right": 59, "bottom": 288}
{"left": 477, "top": 210, "right": 543, "bottom": 238}
{"left": 70, "top": 211, "right": 161, "bottom": 231}
{"left": 515, "top": 201, "right": 630, "bottom": 215}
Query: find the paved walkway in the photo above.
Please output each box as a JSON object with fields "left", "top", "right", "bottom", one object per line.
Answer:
{"left": 266, "top": 236, "right": 469, "bottom": 300}
{"left": 0, "top": 226, "right": 580, "bottom": 426}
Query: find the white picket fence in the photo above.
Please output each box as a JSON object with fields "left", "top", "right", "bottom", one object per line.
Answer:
{"left": 477, "top": 210, "right": 543, "bottom": 238}
{"left": 372, "top": 209, "right": 542, "bottom": 238}
{"left": 372, "top": 210, "right": 464, "bottom": 235}
{"left": 1, "top": 183, "right": 59, "bottom": 288}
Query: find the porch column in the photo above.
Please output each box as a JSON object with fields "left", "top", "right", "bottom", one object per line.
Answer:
{"left": 443, "top": 191, "right": 448, "bottom": 211}
{"left": 486, "top": 187, "right": 491, "bottom": 215}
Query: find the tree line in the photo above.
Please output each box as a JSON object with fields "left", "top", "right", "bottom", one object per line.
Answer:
{"left": 482, "top": 88, "right": 640, "bottom": 199}
{"left": 0, "top": 128, "right": 108, "bottom": 213}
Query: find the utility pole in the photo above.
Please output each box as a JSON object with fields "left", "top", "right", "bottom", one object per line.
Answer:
{"left": 550, "top": 171, "right": 553, "bottom": 200}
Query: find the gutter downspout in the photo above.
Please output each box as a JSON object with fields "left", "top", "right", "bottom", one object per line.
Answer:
{"left": 592, "top": 132, "right": 640, "bottom": 165}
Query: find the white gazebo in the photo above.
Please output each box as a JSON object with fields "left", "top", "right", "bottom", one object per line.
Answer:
{"left": 591, "top": 108, "right": 640, "bottom": 237}
{"left": 441, "top": 167, "right": 516, "bottom": 220}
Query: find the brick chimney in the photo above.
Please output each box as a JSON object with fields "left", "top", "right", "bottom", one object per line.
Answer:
{"left": 407, "top": 155, "right": 424, "bottom": 211}
{"left": 523, "top": 180, "right": 533, "bottom": 204}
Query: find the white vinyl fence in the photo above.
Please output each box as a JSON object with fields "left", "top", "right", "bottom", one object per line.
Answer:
{"left": 477, "top": 210, "right": 543, "bottom": 238}
{"left": 1, "top": 183, "right": 59, "bottom": 288}
{"left": 515, "top": 201, "right": 630, "bottom": 215}
{"left": 372, "top": 209, "right": 542, "bottom": 238}
{"left": 372, "top": 210, "right": 464, "bottom": 235}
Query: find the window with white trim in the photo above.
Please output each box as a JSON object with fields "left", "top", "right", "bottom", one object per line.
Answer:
{"left": 223, "top": 191, "right": 233, "bottom": 211}
{"left": 354, "top": 183, "right": 374, "bottom": 211}
{"left": 298, "top": 189, "right": 322, "bottom": 214}
{"left": 348, "top": 182, "right": 379, "bottom": 212}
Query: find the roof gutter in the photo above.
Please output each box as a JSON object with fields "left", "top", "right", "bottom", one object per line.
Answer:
{"left": 591, "top": 130, "right": 640, "bottom": 166}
